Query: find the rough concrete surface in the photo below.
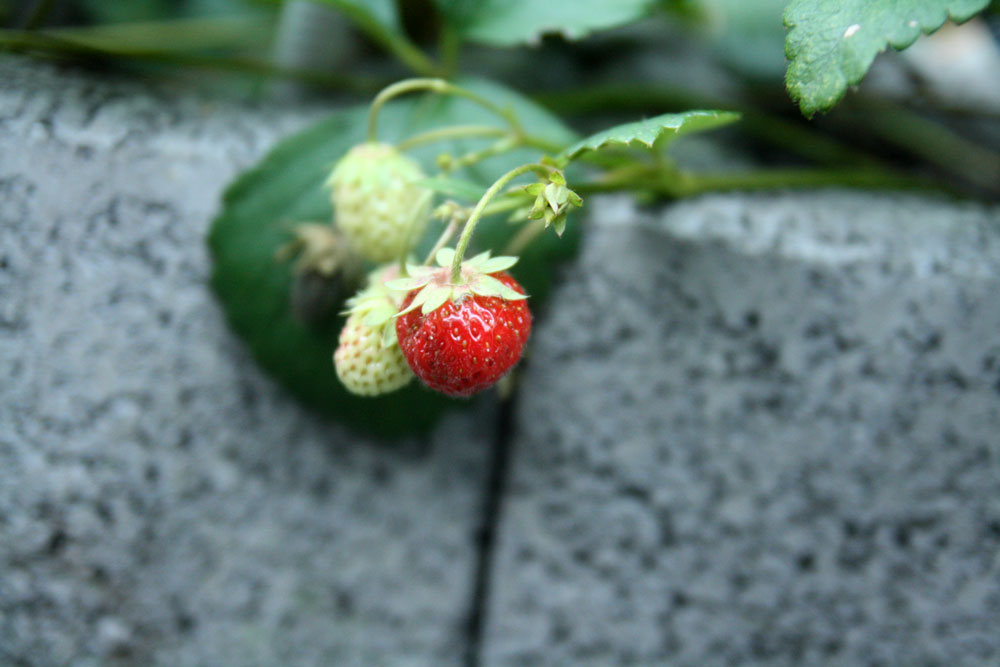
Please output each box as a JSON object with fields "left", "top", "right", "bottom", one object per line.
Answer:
{"left": 485, "top": 194, "right": 1000, "bottom": 666}
{"left": 0, "top": 59, "right": 491, "bottom": 666}
{"left": 4, "top": 56, "right": 1000, "bottom": 667}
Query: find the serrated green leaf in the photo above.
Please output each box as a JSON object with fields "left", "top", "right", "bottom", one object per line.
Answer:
{"left": 559, "top": 110, "right": 741, "bottom": 162}
{"left": 435, "top": 247, "right": 456, "bottom": 267}
{"left": 421, "top": 286, "right": 454, "bottom": 314}
{"left": 434, "top": 0, "right": 657, "bottom": 46}
{"left": 417, "top": 176, "right": 484, "bottom": 200}
{"left": 209, "top": 77, "right": 578, "bottom": 437}
{"left": 784, "top": 0, "right": 991, "bottom": 116}
{"left": 478, "top": 255, "right": 519, "bottom": 274}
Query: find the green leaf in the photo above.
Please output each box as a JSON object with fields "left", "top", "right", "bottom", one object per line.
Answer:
{"left": 784, "top": 0, "right": 992, "bottom": 116}
{"left": 559, "top": 110, "right": 741, "bottom": 162}
{"left": 435, "top": 0, "right": 658, "bottom": 46}
{"left": 208, "top": 77, "right": 578, "bottom": 437}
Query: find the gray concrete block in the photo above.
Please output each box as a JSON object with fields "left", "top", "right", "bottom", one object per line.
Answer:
{"left": 0, "top": 59, "right": 490, "bottom": 666}
{"left": 485, "top": 193, "right": 1000, "bottom": 665}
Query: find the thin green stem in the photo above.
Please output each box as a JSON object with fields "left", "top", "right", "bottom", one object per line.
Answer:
{"left": 503, "top": 219, "right": 546, "bottom": 257}
{"left": 451, "top": 163, "right": 556, "bottom": 282}
{"left": 397, "top": 125, "right": 507, "bottom": 152}
{"left": 836, "top": 102, "right": 1000, "bottom": 195}
{"left": 0, "top": 30, "right": 377, "bottom": 92}
{"left": 40, "top": 15, "right": 272, "bottom": 51}
{"left": 423, "top": 219, "right": 460, "bottom": 266}
{"left": 446, "top": 136, "right": 519, "bottom": 171}
{"left": 439, "top": 24, "right": 461, "bottom": 78}
{"left": 397, "top": 191, "right": 434, "bottom": 277}
{"left": 519, "top": 133, "right": 568, "bottom": 156}
{"left": 482, "top": 194, "right": 533, "bottom": 217}
{"left": 311, "top": 0, "right": 437, "bottom": 77}
{"left": 367, "top": 78, "right": 519, "bottom": 142}
{"left": 575, "top": 164, "right": 949, "bottom": 198}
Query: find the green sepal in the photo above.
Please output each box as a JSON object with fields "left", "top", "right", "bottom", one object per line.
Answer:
{"left": 475, "top": 274, "right": 528, "bottom": 300}
{"left": 362, "top": 302, "right": 398, "bottom": 328}
{"left": 381, "top": 319, "right": 399, "bottom": 348}
{"left": 478, "top": 255, "right": 519, "bottom": 273}
{"left": 435, "top": 247, "right": 456, "bottom": 267}
{"left": 385, "top": 275, "right": 431, "bottom": 292}
{"left": 421, "top": 285, "right": 454, "bottom": 314}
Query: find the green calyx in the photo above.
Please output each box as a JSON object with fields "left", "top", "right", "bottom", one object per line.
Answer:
{"left": 522, "top": 170, "right": 583, "bottom": 237}
{"left": 386, "top": 247, "right": 526, "bottom": 317}
{"left": 343, "top": 265, "right": 407, "bottom": 348}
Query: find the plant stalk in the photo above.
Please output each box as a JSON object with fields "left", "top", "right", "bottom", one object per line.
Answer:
{"left": 367, "top": 78, "right": 520, "bottom": 142}
{"left": 450, "top": 163, "right": 555, "bottom": 282}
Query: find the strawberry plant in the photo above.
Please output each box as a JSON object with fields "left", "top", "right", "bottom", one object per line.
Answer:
{"left": 204, "top": 0, "right": 998, "bottom": 436}
{"left": 9, "top": 0, "right": 993, "bottom": 435}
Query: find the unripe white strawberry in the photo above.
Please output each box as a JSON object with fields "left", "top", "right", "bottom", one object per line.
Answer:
{"left": 333, "top": 266, "right": 413, "bottom": 396}
{"left": 326, "top": 142, "right": 431, "bottom": 263}
{"left": 334, "top": 311, "right": 413, "bottom": 396}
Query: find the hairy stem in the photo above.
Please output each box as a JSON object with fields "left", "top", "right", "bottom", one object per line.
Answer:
{"left": 423, "top": 219, "right": 461, "bottom": 266}
{"left": 367, "top": 78, "right": 520, "bottom": 142}
{"left": 397, "top": 125, "right": 508, "bottom": 152}
{"left": 0, "top": 29, "right": 377, "bottom": 91}
{"left": 312, "top": 0, "right": 437, "bottom": 77}
{"left": 397, "top": 191, "right": 433, "bottom": 277}
{"left": 576, "top": 165, "right": 948, "bottom": 198}
{"left": 451, "top": 163, "right": 556, "bottom": 283}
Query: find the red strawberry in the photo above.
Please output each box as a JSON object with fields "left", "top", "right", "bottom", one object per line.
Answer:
{"left": 391, "top": 251, "right": 531, "bottom": 397}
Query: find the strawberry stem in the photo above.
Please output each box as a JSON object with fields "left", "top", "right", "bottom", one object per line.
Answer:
{"left": 423, "top": 217, "right": 460, "bottom": 266}
{"left": 397, "top": 125, "right": 508, "bottom": 152}
{"left": 367, "top": 78, "right": 521, "bottom": 142}
{"left": 397, "top": 189, "right": 434, "bottom": 277}
{"left": 450, "top": 162, "right": 557, "bottom": 283}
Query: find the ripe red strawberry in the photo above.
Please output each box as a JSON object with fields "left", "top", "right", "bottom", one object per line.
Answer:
{"left": 392, "top": 253, "right": 531, "bottom": 397}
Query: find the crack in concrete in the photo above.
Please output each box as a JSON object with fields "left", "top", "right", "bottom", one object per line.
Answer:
{"left": 464, "top": 392, "right": 518, "bottom": 667}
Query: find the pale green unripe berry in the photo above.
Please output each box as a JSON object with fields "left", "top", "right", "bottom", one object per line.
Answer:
{"left": 334, "top": 310, "right": 414, "bottom": 396}
{"left": 327, "top": 142, "right": 431, "bottom": 263}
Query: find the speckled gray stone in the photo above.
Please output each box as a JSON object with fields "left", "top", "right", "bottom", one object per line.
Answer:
{"left": 0, "top": 58, "right": 491, "bottom": 667}
{"left": 485, "top": 193, "right": 1000, "bottom": 666}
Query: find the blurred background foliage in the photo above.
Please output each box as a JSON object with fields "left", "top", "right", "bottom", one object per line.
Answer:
{"left": 2, "top": 0, "right": 999, "bottom": 200}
